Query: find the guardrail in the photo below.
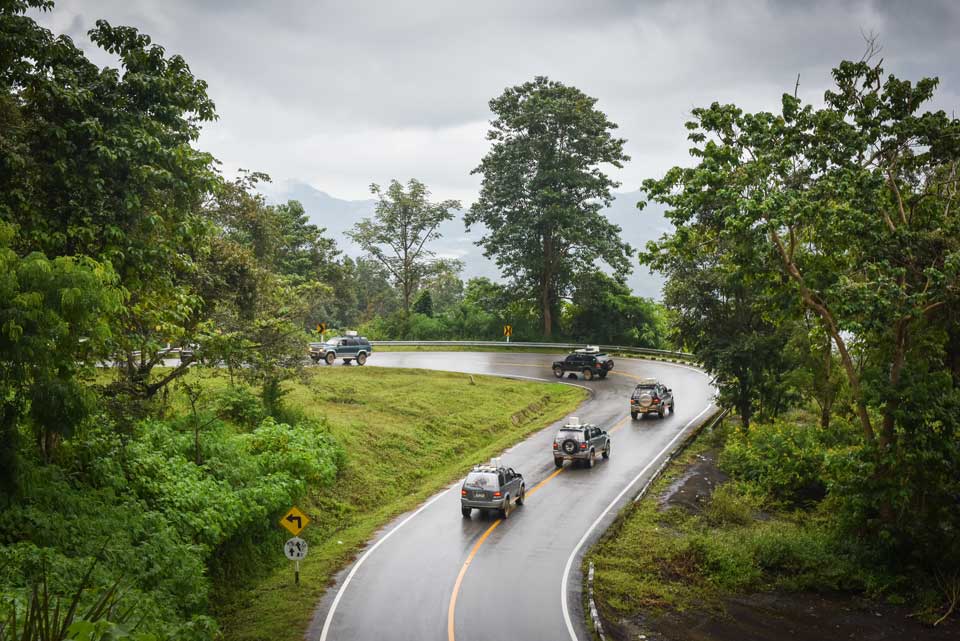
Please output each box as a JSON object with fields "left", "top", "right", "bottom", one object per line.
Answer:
{"left": 368, "top": 340, "right": 696, "bottom": 361}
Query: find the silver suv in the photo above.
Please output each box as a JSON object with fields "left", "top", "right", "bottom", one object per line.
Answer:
{"left": 460, "top": 461, "right": 525, "bottom": 519}
{"left": 553, "top": 417, "right": 610, "bottom": 469}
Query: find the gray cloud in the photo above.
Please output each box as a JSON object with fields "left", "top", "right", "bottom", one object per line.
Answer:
{"left": 31, "top": 0, "right": 960, "bottom": 203}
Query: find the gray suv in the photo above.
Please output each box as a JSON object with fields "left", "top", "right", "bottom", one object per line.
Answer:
{"left": 460, "top": 462, "right": 525, "bottom": 519}
{"left": 553, "top": 418, "right": 610, "bottom": 468}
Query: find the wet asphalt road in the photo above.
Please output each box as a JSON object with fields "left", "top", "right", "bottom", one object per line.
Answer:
{"left": 307, "top": 351, "right": 716, "bottom": 641}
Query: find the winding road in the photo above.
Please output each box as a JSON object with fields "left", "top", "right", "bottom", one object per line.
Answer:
{"left": 307, "top": 351, "right": 716, "bottom": 641}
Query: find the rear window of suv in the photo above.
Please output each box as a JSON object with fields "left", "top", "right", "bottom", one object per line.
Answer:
{"left": 464, "top": 472, "right": 498, "bottom": 488}
{"left": 557, "top": 428, "right": 585, "bottom": 439}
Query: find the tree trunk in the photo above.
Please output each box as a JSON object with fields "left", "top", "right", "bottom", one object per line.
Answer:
{"left": 820, "top": 334, "right": 832, "bottom": 429}
{"left": 542, "top": 232, "right": 553, "bottom": 337}
{"left": 881, "top": 319, "right": 908, "bottom": 451}
{"left": 541, "top": 278, "right": 552, "bottom": 337}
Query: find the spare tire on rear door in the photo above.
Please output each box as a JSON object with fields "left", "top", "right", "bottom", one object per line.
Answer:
{"left": 562, "top": 439, "right": 578, "bottom": 455}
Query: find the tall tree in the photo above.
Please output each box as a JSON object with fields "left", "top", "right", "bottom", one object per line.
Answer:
{"left": 642, "top": 54, "right": 960, "bottom": 543}
{"left": 347, "top": 179, "right": 459, "bottom": 314}
{"left": 466, "top": 76, "right": 632, "bottom": 336}
{"left": 1, "top": 4, "right": 218, "bottom": 398}
{"left": 421, "top": 258, "right": 464, "bottom": 315}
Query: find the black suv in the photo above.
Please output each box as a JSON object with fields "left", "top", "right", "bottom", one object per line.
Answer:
{"left": 630, "top": 378, "right": 675, "bottom": 419}
{"left": 460, "top": 461, "right": 525, "bottom": 519}
{"left": 552, "top": 347, "right": 614, "bottom": 381}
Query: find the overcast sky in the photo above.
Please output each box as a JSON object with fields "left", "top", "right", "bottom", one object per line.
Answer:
{"left": 33, "top": 0, "right": 960, "bottom": 203}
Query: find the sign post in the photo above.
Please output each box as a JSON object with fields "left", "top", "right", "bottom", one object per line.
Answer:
{"left": 503, "top": 324, "right": 513, "bottom": 343}
{"left": 280, "top": 506, "right": 311, "bottom": 586}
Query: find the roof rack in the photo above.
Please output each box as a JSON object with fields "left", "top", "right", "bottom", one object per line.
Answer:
{"left": 574, "top": 345, "right": 601, "bottom": 354}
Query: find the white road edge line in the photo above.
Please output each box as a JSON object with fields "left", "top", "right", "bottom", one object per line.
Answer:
{"left": 318, "top": 374, "right": 589, "bottom": 641}
{"left": 560, "top": 402, "right": 715, "bottom": 641}
{"left": 318, "top": 487, "right": 451, "bottom": 641}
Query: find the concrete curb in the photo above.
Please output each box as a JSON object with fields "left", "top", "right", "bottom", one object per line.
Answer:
{"left": 587, "top": 562, "right": 606, "bottom": 641}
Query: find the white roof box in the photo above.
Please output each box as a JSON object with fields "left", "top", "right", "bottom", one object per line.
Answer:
{"left": 490, "top": 457, "right": 501, "bottom": 468}
{"left": 345, "top": 330, "right": 359, "bottom": 337}
{"left": 575, "top": 345, "right": 600, "bottom": 354}
{"left": 566, "top": 416, "right": 580, "bottom": 427}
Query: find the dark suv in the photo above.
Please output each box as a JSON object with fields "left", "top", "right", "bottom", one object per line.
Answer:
{"left": 460, "top": 461, "right": 525, "bottom": 519}
{"left": 630, "top": 378, "right": 674, "bottom": 419}
{"left": 309, "top": 332, "right": 372, "bottom": 365}
{"left": 553, "top": 418, "right": 610, "bottom": 468}
{"left": 552, "top": 347, "right": 614, "bottom": 381}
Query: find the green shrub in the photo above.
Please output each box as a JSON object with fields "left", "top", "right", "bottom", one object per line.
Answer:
{"left": 704, "top": 484, "right": 762, "bottom": 526}
{"left": 719, "top": 418, "right": 846, "bottom": 503}
{"left": 0, "top": 413, "right": 346, "bottom": 640}
{"left": 215, "top": 386, "right": 265, "bottom": 430}
{"left": 243, "top": 417, "right": 343, "bottom": 486}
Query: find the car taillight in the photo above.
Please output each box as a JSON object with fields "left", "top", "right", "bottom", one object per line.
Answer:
{"left": 493, "top": 491, "right": 502, "bottom": 498}
{"left": 630, "top": 399, "right": 637, "bottom": 404}
{"left": 461, "top": 489, "right": 467, "bottom": 496}
{"left": 553, "top": 442, "right": 558, "bottom": 449}
{"left": 580, "top": 443, "right": 587, "bottom": 450}
{"left": 652, "top": 397, "right": 660, "bottom": 404}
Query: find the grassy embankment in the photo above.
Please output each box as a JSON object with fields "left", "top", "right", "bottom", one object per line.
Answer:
{"left": 587, "top": 410, "right": 951, "bottom": 639}
{"left": 212, "top": 365, "right": 586, "bottom": 641}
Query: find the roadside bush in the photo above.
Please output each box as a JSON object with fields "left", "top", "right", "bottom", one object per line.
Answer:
{"left": 0, "top": 412, "right": 346, "bottom": 640}
{"left": 216, "top": 385, "right": 265, "bottom": 429}
{"left": 704, "top": 483, "right": 762, "bottom": 526}
{"left": 243, "top": 417, "right": 343, "bottom": 486}
{"left": 718, "top": 416, "right": 855, "bottom": 504}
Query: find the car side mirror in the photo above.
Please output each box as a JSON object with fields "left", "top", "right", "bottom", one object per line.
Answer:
{"left": 667, "top": 388, "right": 672, "bottom": 393}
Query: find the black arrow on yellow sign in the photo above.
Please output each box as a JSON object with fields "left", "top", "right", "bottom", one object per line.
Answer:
{"left": 286, "top": 514, "right": 302, "bottom": 529}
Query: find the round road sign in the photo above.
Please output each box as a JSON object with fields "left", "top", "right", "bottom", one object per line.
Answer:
{"left": 284, "top": 536, "right": 308, "bottom": 561}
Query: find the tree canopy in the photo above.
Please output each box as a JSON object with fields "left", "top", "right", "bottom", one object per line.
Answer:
{"left": 466, "top": 76, "right": 632, "bottom": 336}
{"left": 347, "top": 179, "right": 460, "bottom": 314}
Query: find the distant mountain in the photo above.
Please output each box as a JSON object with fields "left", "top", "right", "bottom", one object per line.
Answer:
{"left": 261, "top": 180, "right": 671, "bottom": 299}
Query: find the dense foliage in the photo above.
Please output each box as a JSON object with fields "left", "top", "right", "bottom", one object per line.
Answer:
{"left": 642, "top": 54, "right": 960, "bottom": 575}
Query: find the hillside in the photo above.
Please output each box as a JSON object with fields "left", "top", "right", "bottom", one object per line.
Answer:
{"left": 261, "top": 180, "right": 671, "bottom": 299}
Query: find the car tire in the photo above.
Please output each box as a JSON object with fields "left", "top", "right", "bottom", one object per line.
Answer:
{"left": 659, "top": 406, "right": 665, "bottom": 418}
{"left": 553, "top": 366, "right": 563, "bottom": 378}
{"left": 325, "top": 352, "right": 336, "bottom": 365}
{"left": 671, "top": 401, "right": 676, "bottom": 413}
{"left": 357, "top": 353, "right": 367, "bottom": 366}
{"left": 598, "top": 371, "right": 607, "bottom": 379}
{"left": 500, "top": 497, "right": 510, "bottom": 519}
{"left": 516, "top": 486, "right": 525, "bottom": 506}
{"left": 631, "top": 411, "right": 639, "bottom": 420}
{"left": 602, "top": 443, "right": 610, "bottom": 459}
{"left": 587, "top": 449, "right": 596, "bottom": 468}
{"left": 582, "top": 369, "right": 594, "bottom": 381}
{"left": 554, "top": 457, "right": 563, "bottom": 468}
{"left": 461, "top": 507, "right": 471, "bottom": 518}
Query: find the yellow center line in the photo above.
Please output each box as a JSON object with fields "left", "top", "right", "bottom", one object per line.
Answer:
{"left": 447, "top": 412, "right": 630, "bottom": 641}
{"left": 447, "top": 519, "right": 502, "bottom": 641}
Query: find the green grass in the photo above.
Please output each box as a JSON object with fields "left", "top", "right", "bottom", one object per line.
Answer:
{"left": 586, "top": 424, "right": 874, "bottom": 623}
{"left": 208, "top": 365, "right": 586, "bottom": 641}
